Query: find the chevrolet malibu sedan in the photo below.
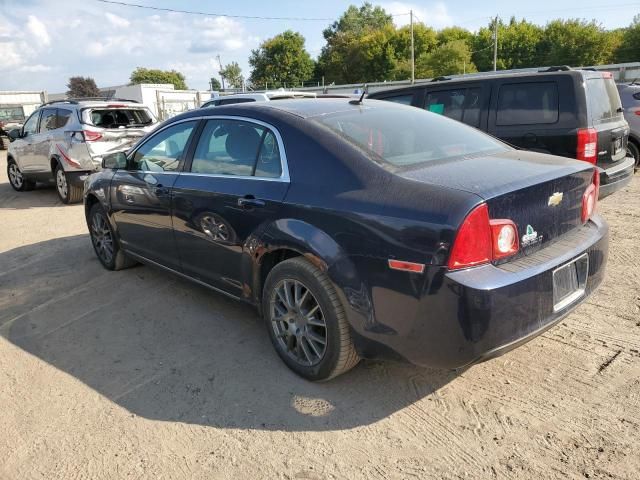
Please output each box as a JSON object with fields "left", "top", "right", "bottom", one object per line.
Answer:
{"left": 84, "top": 99, "right": 608, "bottom": 381}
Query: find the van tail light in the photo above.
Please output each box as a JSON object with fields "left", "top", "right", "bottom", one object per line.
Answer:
{"left": 581, "top": 169, "right": 600, "bottom": 223}
{"left": 448, "top": 203, "right": 520, "bottom": 270}
{"left": 577, "top": 128, "right": 598, "bottom": 164}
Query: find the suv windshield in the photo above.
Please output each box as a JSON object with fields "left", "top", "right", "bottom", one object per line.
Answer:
{"left": 587, "top": 76, "right": 623, "bottom": 123}
{"left": 82, "top": 108, "right": 154, "bottom": 128}
{"left": 0, "top": 106, "right": 25, "bottom": 123}
{"left": 313, "top": 104, "right": 508, "bottom": 170}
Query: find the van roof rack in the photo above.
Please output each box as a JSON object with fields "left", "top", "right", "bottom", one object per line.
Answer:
{"left": 431, "top": 76, "right": 451, "bottom": 82}
{"left": 540, "top": 66, "right": 572, "bottom": 72}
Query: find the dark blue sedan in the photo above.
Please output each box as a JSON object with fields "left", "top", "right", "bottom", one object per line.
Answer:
{"left": 84, "top": 99, "right": 608, "bottom": 381}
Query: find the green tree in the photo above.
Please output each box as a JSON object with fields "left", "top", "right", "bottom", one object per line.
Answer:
{"left": 249, "top": 30, "right": 315, "bottom": 88}
{"left": 130, "top": 67, "right": 187, "bottom": 89}
{"left": 318, "top": 3, "right": 396, "bottom": 84}
{"left": 615, "top": 15, "right": 640, "bottom": 63}
{"left": 219, "top": 62, "right": 244, "bottom": 89}
{"left": 66, "top": 76, "right": 100, "bottom": 98}
{"left": 391, "top": 23, "right": 438, "bottom": 80}
{"left": 539, "top": 19, "right": 616, "bottom": 67}
{"left": 210, "top": 77, "right": 222, "bottom": 90}
{"left": 472, "top": 18, "right": 543, "bottom": 71}
{"left": 418, "top": 40, "right": 477, "bottom": 77}
{"left": 437, "top": 26, "right": 473, "bottom": 46}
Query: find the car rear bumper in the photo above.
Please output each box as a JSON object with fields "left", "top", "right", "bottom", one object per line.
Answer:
{"left": 354, "top": 216, "right": 609, "bottom": 369}
{"left": 66, "top": 170, "right": 92, "bottom": 187}
{"left": 598, "top": 157, "right": 635, "bottom": 199}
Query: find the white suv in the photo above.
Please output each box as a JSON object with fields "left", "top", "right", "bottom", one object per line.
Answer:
{"left": 201, "top": 90, "right": 316, "bottom": 108}
{"left": 6, "top": 99, "right": 158, "bottom": 203}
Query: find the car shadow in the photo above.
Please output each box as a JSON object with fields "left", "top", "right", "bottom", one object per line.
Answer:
{"left": 0, "top": 235, "right": 461, "bottom": 432}
{"left": 0, "top": 180, "right": 62, "bottom": 209}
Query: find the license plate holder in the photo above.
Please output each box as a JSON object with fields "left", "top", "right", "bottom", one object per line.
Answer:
{"left": 613, "top": 137, "right": 622, "bottom": 155}
{"left": 552, "top": 253, "right": 589, "bottom": 312}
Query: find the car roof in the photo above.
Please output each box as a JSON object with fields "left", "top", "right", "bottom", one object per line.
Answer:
{"left": 42, "top": 99, "right": 145, "bottom": 109}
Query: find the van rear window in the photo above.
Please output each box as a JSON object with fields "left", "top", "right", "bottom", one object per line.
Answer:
{"left": 496, "top": 82, "right": 559, "bottom": 125}
{"left": 587, "top": 77, "right": 623, "bottom": 123}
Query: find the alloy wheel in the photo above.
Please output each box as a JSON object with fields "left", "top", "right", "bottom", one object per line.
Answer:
{"left": 270, "top": 279, "right": 328, "bottom": 366}
{"left": 201, "top": 215, "right": 230, "bottom": 242}
{"left": 91, "top": 212, "right": 114, "bottom": 264}
{"left": 8, "top": 163, "right": 24, "bottom": 189}
{"left": 56, "top": 168, "right": 68, "bottom": 199}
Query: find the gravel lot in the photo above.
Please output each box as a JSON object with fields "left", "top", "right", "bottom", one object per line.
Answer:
{"left": 1, "top": 150, "right": 639, "bottom": 480}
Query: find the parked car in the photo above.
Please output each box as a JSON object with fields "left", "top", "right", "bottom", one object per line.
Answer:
{"left": 616, "top": 82, "right": 640, "bottom": 169}
{"left": 369, "top": 67, "right": 634, "bottom": 198}
{"left": 85, "top": 99, "right": 608, "bottom": 381}
{"left": 0, "top": 104, "right": 26, "bottom": 150}
{"left": 201, "top": 90, "right": 316, "bottom": 108}
{"left": 6, "top": 99, "right": 158, "bottom": 203}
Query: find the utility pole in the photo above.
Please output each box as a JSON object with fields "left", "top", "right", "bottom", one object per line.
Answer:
{"left": 493, "top": 16, "right": 498, "bottom": 72}
{"left": 410, "top": 10, "right": 415, "bottom": 84}
{"left": 216, "top": 54, "right": 226, "bottom": 90}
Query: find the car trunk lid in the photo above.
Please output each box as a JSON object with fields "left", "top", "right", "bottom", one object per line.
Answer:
{"left": 399, "top": 150, "right": 594, "bottom": 255}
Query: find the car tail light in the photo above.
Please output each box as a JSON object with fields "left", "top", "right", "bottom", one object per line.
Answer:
{"left": 83, "top": 130, "right": 103, "bottom": 142}
{"left": 581, "top": 169, "right": 600, "bottom": 223}
{"left": 634, "top": 109, "right": 640, "bottom": 116}
{"left": 490, "top": 220, "right": 519, "bottom": 260}
{"left": 577, "top": 128, "right": 598, "bottom": 164}
{"left": 602, "top": 71, "right": 613, "bottom": 79}
{"left": 448, "top": 203, "right": 520, "bottom": 270}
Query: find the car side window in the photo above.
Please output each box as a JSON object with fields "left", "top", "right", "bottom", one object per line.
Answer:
{"left": 424, "top": 88, "right": 482, "bottom": 127}
{"left": 131, "top": 121, "right": 197, "bottom": 172}
{"left": 22, "top": 111, "right": 40, "bottom": 136}
{"left": 57, "top": 109, "right": 73, "bottom": 129}
{"left": 40, "top": 108, "right": 58, "bottom": 131}
{"left": 383, "top": 94, "right": 414, "bottom": 106}
{"left": 190, "top": 119, "right": 282, "bottom": 178}
{"left": 496, "top": 82, "right": 559, "bottom": 125}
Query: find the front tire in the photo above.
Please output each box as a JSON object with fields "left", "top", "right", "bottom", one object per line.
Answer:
{"left": 88, "top": 203, "right": 136, "bottom": 271}
{"left": 7, "top": 159, "right": 35, "bottom": 191}
{"left": 55, "top": 164, "right": 83, "bottom": 204}
{"left": 262, "top": 257, "right": 360, "bottom": 381}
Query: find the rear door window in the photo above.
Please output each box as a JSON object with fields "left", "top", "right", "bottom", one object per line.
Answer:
{"left": 57, "top": 109, "right": 73, "bottom": 129}
{"left": 586, "top": 77, "right": 623, "bottom": 123}
{"left": 382, "top": 94, "right": 415, "bottom": 106}
{"left": 40, "top": 108, "right": 58, "bottom": 132}
{"left": 22, "top": 111, "right": 40, "bottom": 135}
{"left": 496, "top": 82, "right": 559, "bottom": 125}
{"left": 424, "top": 88, "right": 483, "bottom": 127}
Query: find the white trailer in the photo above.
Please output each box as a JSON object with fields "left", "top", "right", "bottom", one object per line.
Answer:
{"left": 0, "top": 90, "right": 47, "bottom": 149}
{"left": 113, "top": 84, "right": 213, "bottom": 120}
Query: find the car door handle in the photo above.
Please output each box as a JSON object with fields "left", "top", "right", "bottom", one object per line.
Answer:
{"left": 237, "top": 196, "right": 265, "bottom": 209}
{"left": 154, "top": 185, "right": 171, "bottom": 196}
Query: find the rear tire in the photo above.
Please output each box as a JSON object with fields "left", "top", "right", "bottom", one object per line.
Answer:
{"left": 7, "top": 159, "right": 35, "bottom": 191}
{"left": 1, "top": 137, "right": 9, "bottom": 150}
{"left": 262, "top": 257, "right": 360, "bottom": 381}
{"left": 88, "top": 203, "right": 136, "bottom": 271}
{"left": 627, "top": 140, "right": 639, "bottom": 171}
{"left": 55, "top": 164, "right": 83, "bottom": 204}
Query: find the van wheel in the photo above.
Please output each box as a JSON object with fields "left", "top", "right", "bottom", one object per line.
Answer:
{"left": 7, "top": 159, "right": 35, "bottom": 191}
{"left": 55, "top": 164, "right": 83, "bottom": 204}
{"left": 627, "top": 140, "right": 639, "bottom": 171}
{"left": 262, "top": 257, "right": 360, "bottom": 381}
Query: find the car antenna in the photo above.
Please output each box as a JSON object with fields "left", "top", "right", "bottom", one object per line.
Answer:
{"left": 349, "top": 84, "right": 367, "bottom": 105}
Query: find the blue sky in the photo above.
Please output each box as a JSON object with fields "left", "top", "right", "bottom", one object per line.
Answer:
{"left": 0, "top": 0, "right": 638, "bottom": 93}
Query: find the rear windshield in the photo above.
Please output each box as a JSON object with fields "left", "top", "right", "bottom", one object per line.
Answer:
{"left": 0, "top": 106, "right": 25, "bottom": 122}
{"left": 83, "top": 108, "right": 154, "bottom": 128}
{"left": 587, "top": 77, "right": 623, "bottom": 123}
{"left": 313, "top": 104, "right": 508, "bottom": 171}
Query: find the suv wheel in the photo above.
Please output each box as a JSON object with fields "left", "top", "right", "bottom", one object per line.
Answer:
{"left": 88, "top": 203, "right": 136, "bottom": 270}
{"left": 262, "top": 257, "right": 360, "bottom": 381}
{"left": 55, "top": 164, "right": 83, "bottom": 204}
{"left": 7, "top": 159, "right": 35, "bottom": 192}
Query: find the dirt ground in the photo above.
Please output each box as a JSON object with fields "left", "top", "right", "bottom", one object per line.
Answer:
{"left": 0, "top": 150, "right": 639, "bottom": 480}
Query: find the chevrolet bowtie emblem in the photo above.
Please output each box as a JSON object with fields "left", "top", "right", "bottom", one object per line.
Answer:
{"left": 548, "top": 192, "right": 564, "bottom": 206}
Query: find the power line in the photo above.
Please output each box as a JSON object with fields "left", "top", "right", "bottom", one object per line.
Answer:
{"left": 95, "top": 0, "right": 334, "bottom": 21}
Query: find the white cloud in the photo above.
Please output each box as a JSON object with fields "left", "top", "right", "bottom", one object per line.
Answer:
{"left": 26, "top": 15, "right": 50, "bottom": 47}
{"left": 382, "top": 2, "right": 453, "bottom": 29}
{"left": 105, "top": 12, "right": 130, "bottom": 28}
{"left": 18, "top": 64, "right": 52, "bottom": 72}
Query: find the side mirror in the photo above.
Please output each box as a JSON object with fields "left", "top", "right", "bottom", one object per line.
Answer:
{"left": 102, "top": 152, "right": 128, "bottom": 169}
{"left": 8, "top": 129, "right": 22, "bottom": 140}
